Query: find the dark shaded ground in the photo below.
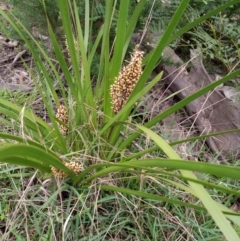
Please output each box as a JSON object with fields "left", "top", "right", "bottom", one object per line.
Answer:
{"left": 0, "top": 34, "right": 33, "bottom": 91}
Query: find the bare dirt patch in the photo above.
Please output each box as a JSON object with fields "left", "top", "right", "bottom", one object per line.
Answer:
{"left": 0, "top": 34, "right": 33, "bottom": 92}
{"left": 0, "top": 33, "right": 51, "bottom": 122}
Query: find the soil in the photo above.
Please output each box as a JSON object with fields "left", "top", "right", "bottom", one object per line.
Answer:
{"left": 0, "top": 34, "right": 33, "bottom": 91}
{"left": 0, "top": 33, "right": 53, "bottom": 122}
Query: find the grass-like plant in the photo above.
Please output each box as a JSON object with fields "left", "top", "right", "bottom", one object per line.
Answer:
{"left": 1, "top": 0, "right": 240, "bottom": 240}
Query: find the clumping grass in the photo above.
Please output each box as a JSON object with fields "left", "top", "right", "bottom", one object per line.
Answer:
{"left": 1, "top": 141, "right": 240, "bottom": 240}
{"left": 1, "top": 163, "right": 238, "bottom": 240}
{"left": 0, "top": 0, "right": 240, "bottom": 240}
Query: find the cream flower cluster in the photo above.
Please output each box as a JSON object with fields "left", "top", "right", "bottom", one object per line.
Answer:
{"left": 110, "top": 46, "right": 144, "bottom": 113}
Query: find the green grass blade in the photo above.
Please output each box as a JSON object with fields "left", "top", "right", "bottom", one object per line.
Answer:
{"left": 73, "top": 1, "right": 94, "bottom": 110}
{"left": 97, "top": 71, "right": 163, "bottom": 148}
{"left": 77, "top": 159, "right": 240, "bottom": 183}
{"left": 101, "top": 1, "right": 113, "bottom": 121}
{"left": 100, "top": 0, "right": 190, "bottom": 146}
{"left": 0, "top": 98, "right": 65, "bottom": 151}
{"left": 125, "top": 0, "right": 147, "bottom": 45}
{"left": 98, "top": 185, "right": 205, "bottom": 211}
{"left": 110, "top": 0, "right": 129, "bottom": 79}
{"left": 88, "top": 25, "right": 104, "bottom": 67}
{"left": 119, "top": 67, "right": 240, "bottom": 151}
{"left": 126, "top": 128, "right": 240, "bottom": 160}
{"left": 135, "top": 125, "right": 240, "bottom": 241}
{"left": 0, "top": 10, "right": 69, "bottom": 153}
{"left": 0, "top": 144, "right": 75, "bottom": 179}
{"left": 2, "top": 157, "right": 50, "bottom": 172}
{"left": 84, "top": 0, "right": 90, "bottom": 49}
{"left": 130, "top": 0, "right": 190, "bottom": 98}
